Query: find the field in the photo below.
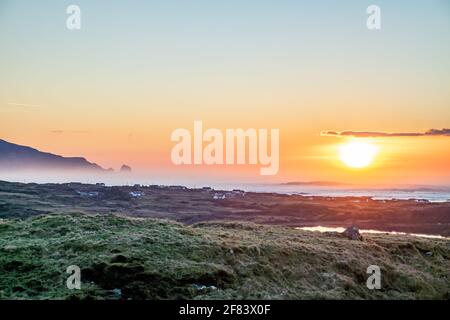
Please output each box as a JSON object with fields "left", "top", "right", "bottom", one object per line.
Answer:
{"left": 1, "top": 180, "right": 449, "bottom": 235}
{"left": 0, "top": 213, "right": 449, "bottom": 299}
{"left": 0, "top": 180, "right": 449, "bottom": 300}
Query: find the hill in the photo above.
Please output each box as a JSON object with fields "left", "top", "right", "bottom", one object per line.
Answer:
{"left": 0, "top": 139, "right": 107, "bottom": 171}
{"left": 0, "top": 213, "right": 448, "bottom": 299}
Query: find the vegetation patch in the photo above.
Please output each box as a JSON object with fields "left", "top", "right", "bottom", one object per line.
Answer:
{"left": 0, "top": 213, "right": 448, "bottom": 299}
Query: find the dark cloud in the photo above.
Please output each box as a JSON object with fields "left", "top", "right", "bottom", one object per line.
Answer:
{"left": 321, "top": 128, "right": 450, "bottom": 138}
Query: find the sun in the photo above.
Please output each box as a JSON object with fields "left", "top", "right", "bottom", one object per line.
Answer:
{"left": 339, "top": 141, "right": 378, "bottom": 169}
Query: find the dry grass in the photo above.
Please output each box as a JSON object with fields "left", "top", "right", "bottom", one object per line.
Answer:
{"left": 0, "top": 213, "right": 448, "bottom": 300}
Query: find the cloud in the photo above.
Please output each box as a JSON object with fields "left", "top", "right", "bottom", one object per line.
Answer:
{"left": 6, "top": 102, "right": 41, "bottom": 108}
{"left": 50, "top": 130, "right": 89, "bottom": 134}
{"left": 321, "top": 128, "right": 450, "bottom": 138}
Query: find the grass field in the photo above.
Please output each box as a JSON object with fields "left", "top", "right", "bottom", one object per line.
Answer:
{"left": 1, "top": 180, "right": 449, "bottom": 236}
{"left": 0, "top": 213, "right": 448, "bottom": 300}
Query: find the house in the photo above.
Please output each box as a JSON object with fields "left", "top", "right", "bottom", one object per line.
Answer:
{"left": 130, "top": 191, "right": 145, "bottom": 198}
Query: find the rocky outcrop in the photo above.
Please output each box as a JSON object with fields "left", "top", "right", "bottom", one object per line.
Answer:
{"left": 120, "top": 164, "right": 132, "bottom": 172}
{"left": 342, "top": 225, "right": 363, "bottom": 241}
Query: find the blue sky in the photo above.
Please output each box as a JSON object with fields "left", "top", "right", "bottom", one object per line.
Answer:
{"left": 0, "top": 0, "right": 449, "bottom": 184}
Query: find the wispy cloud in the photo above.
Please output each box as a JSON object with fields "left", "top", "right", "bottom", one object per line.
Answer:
{"left": 321, "top": 128, "right": 450, "bottom": 138}
{"left": 6, "top": 102, "right": 41, "bottom": 108}
{"left": 51, "top": 130, "right": 89, "bottom": 134}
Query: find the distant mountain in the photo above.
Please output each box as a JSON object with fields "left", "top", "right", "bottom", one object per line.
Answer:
{"left": 0, "top": 139, "right": 108, "bottom": 171}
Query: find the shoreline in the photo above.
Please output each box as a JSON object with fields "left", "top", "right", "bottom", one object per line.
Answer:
{"left": 2, "top": 178, "right": 450, "bottom": 203}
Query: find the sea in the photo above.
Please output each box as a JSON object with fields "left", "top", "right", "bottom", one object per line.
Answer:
{"left": 213, "top": 184, "right": 450, "bottom": 203}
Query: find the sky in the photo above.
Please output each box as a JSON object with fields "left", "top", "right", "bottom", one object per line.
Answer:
{"left": 1, "top": 0, "right": 449, "bottom": 185}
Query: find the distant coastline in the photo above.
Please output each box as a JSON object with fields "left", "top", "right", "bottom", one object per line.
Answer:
{"left": 1, "top": 180, "right": 449, "bottom": 236}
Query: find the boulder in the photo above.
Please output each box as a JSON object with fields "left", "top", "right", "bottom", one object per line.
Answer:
{"left": 342, "top": 225, "right": 363, "bottom": 241}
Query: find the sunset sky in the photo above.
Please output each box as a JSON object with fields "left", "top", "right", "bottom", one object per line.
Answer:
{"left": 1, "top": 0, "right": 449, "bottom": 185}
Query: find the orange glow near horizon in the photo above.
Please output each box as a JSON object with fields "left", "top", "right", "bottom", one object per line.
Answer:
{"left": 2, "top": 125, "right": 450, "bottom": 186}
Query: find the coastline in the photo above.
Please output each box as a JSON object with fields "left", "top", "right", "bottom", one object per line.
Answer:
{"left": 1, "top": 180, "right": 449, "bottom": 236}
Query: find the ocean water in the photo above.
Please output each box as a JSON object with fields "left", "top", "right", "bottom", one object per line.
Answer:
{"left": 209, "top": 184, "right": 450, "bottom": 203}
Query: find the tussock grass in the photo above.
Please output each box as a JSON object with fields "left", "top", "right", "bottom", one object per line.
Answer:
{"left": 0, "top": 213, "right": 448, "bottom": 300}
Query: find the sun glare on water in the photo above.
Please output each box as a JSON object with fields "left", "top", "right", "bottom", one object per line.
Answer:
{"left": 339, "top": 141, "right": 378, "bottom": 169}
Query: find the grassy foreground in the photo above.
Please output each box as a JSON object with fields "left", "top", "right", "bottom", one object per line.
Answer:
{"left": 0, "top": 213, "right": 448, "bottom": 300}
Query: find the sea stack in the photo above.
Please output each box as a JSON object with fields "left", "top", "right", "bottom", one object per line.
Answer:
{"left": 120, "top": 164, "right": 132, "bottom": 173}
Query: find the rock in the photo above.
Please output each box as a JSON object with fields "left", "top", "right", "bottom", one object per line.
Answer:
{"left": 120, "top": 164, "right": 132, "bottom": 172}
{"left": 342, "top": 225, "right": 363, "bottom": 241}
